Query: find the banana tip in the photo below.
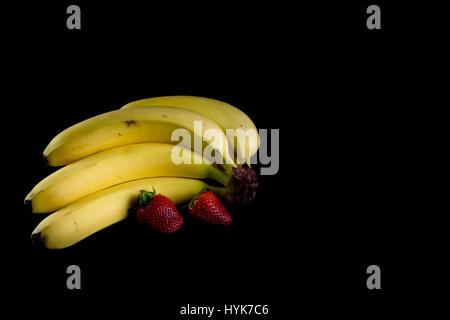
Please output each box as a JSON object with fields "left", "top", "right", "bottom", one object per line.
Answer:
{"left": 24, "top": 199, "right": 32, "bottom": 211}
{"left": 43, "top": 154, "right": 50, "bottom": 166}
{"left": 31, "top": 232, "right": 44, "bottom": 248}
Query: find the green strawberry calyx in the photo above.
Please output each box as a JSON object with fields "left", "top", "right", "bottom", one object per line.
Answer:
{"left": 137, "top": 187, "right": 157, "bottom": 207}
{"left": 188, "top": 187, "right": 208, "bottom": 209}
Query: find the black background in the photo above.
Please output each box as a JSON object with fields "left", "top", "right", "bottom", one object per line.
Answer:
{"left": 8, "top": 0, "right": 445, "bottom": 318}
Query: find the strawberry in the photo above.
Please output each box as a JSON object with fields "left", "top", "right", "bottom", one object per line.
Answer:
{"left": 188, "top": 189, "right": 232, "bottom": 226}
{"left": 136, "top": 188, "right": 183, "bottom": 234}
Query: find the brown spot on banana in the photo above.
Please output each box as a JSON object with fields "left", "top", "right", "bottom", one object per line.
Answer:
{"left": 124, "top": 120, "right": 137, "bottom": 127}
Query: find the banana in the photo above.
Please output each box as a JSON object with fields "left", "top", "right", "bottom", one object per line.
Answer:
{"left": 121, "top": 96, "right": 259, "bottom": 165}
{"left": 31, "top": 177, "right": 225, "bottom": 249}
{"left": 26, "top": 143, "right": 231, "bottom": 213}
{"left": 44, "top": 106, "right": 235, "bottom": 166}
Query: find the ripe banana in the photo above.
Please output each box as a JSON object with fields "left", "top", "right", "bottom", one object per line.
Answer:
{"left": 44, "top": 106, "right": 235, "bottom": 166}
{"left": 121, "top": 96, "right": 260, "bottom": 165}
{"left": 26, "top": 143, "right": 231, "bottom": 213}
{"left": 32, "top": 177, "right": 225, "bottom": 249}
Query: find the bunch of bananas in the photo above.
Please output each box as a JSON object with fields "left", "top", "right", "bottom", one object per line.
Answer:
{"left": 26, "top": 96, "right": 259, "bottom": 249}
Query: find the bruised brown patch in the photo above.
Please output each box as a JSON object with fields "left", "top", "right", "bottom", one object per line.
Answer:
{"left": 117, "top": 133, "right": 122, "bottom": 136}
{"left": 124, "top": 120, "right": 137, "bottom": 127}
{"left": 161, "top": 114, "right": 168, "bottom": 118}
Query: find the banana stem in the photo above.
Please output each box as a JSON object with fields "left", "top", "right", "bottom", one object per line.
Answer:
{"left": 207, "top": 164, "right": 258, "bottom": 203}
{"left": 208, "top": 185, "right": 226, "bottom": 198}
{"left": 208, "top": 165, "right": 232, "bottom": 186}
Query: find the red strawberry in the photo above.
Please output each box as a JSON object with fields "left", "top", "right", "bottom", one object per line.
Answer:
{"left": 188, "top": 189, "right": 232, "bottom": 226}
{"left": 136, "top": 188, "right": 183, "bottom": 234}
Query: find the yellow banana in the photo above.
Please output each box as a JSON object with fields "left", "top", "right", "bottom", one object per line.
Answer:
{"left": 44, "top": 106, "right": 235, "bottom": 166}
{"left": 121, "top": 96, "right": 259, "bottom": 165}
{"left": 31, "top": 177, "right": 225, "bottom": 249}
{"left": 26, "top": 143, "right": 231, "bottom": 213}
